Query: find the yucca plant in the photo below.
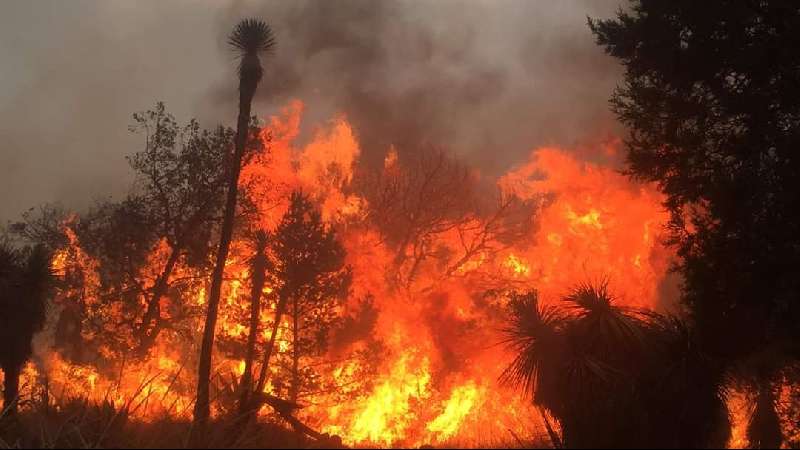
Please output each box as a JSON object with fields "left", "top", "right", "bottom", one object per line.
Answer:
{"left": 502, "top": 281, "right": 734, "bottom": 447}
{"left": 194, "top": 17, "right": 276, "bottom": 438}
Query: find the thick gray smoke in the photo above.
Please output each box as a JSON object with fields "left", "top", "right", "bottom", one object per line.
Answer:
{"left": 0, "top": 0, "right": 623, "bottom": 224}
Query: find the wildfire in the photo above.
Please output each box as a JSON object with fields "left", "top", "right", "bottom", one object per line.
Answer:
{"left": 426, "top": 381, "right": 483, "bottom": 443}
{"left": 342, "top": 352, "right": 432, "bottom": 446}
{"left": 19, "top": 100, "right": 689, "bottom": 447}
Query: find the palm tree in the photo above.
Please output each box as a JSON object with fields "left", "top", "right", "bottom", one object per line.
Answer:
{"left": 0, "top": 243, "right": 51, "bottom": 415}
{"left": 193, "top": 18, "right": 275, "bottom": 434}
{"left": 556, "top": 282, "right": 651, "bottom": 448}
{"left": 500, "top": 290, "right": 565, "bottom": 413}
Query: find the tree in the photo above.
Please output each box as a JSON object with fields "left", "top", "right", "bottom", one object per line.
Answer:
{"left": 501, "top": 282, "right": 729, "bottom": 447}
{"left": 34, "top": 105, "right": 241, "bottom": 364}
{"left": 126, "top": 104, "right": 236, "bottom": 355}
{"left": 250, "top": 192, "right": 351, "bottom": 408}
{"left": 360, "top": 147, "right": 537, "bottom": 292}
{"left": 361, "top": 148, "right": 475, "bottom": 286}
{"left": 238, "top": 230, "right": 269, "bottom": 414}
{"left": 194, "top": 18, "right": 276, "bottom": 433}
{"left": 0, "top": 242, "right": 51, "bottom": 415}
{"left": 590, "top": 2, "right": 800, "bottom": 445}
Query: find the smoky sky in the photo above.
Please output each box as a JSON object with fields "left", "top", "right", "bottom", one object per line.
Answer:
{"left": 0, "top": 0, "right": 625, "bottom": 224}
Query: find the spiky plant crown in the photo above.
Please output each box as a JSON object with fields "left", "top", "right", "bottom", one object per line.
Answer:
{"left": 229, "top": 18, "right": 276, "bottom": 92}
{"left": 229, "top": 18, "right": 276, "bottom": 56}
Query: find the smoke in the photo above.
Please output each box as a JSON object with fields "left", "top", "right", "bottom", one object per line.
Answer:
{"left": 207, "top": 0, "right": 624, "bottom": 170}
{"left": 0, "top": 0, "right": 624, "bottom": 223}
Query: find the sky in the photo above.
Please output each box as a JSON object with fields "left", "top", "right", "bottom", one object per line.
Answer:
{"left": 0, "top": 0, "right": 625, "bottom": 224}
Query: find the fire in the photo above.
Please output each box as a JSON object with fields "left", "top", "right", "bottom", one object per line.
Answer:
{"left": 499, "top": 147, "right": 671, "bottom": 308}
{"left": 504, "top": 254, "right": 530, "bottom": 277}
{"left": 341, "top": 352, "right": 432, "bottom": 446}
{"left": 426, "top": 381, "right": 483, "bottom": 443}
{"left": 727, "top": 387, "right": 753, "bottom": 449}
{"left": 17, "top": 100, "right": 691, "bottom": 447}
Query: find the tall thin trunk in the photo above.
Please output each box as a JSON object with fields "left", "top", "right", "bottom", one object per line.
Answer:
{"left": 238, "top": 250, "right": 267, "bottom": 413}
{"left": 192, "top": 77, "right": 257, "bottom": 438}
{"left": 748, "top": 381, "right": 783, "bottom": 449}
{"left": 254, "top": 289, "right": 289, "bottom": 396}
{"left": 290, "top": 295, "right": 299, "bottom": 404}
{"left": 2, "top": 363, "right": 20, "bottom": 416}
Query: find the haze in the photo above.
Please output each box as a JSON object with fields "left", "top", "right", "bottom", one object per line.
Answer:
{"left": 0, "top": 0, "right": 623, "bottom": 224}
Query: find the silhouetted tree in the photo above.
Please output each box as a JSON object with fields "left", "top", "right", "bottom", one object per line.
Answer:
{"left": 194, "top": 18, "right": 276, "bottom": 435}
{"left": 0, "top": 242, "right": 51, "bottom": 415}
{"left": 126, "top": 104, "right": 236, "bottom": 355}
{"left": 251, "top": 192, "right": 352, "bottom": 406}
{"left": 361, "top": 148, "right": 475, "bottom": 287}
{"left": 33, "top": 105, "right": 242, "bottom": 363}
{"left": 590, "top": 2, "right": 800, "bottom": 445}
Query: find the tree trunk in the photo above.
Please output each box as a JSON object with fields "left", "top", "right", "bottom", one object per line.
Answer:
{"left": 2, "top": 363, "right": 20, "bottom": 416}
{"left": 238, "top": 251, "right": 267, "bottom": 414}
{"left": 748, "top": 381, "right": 783, "bottom": 449}
{"left": 290, "top": 294, "right": 300, "bottom": 404}
{"left": 192, "top": 79, "right": 256, "bottom": 442}
{"left": 254, "top": 289, "right": 289, "bottom": 396}
{"left": 137, "top": 245, "right": 181, "bottom": 355}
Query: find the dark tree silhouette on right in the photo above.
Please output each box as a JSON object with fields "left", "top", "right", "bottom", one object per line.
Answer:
{"left": 0, "top": 242, "right": 51, "bottom": 415}
{"left": 590, "top": 2, "right": 800, "bottom": 446}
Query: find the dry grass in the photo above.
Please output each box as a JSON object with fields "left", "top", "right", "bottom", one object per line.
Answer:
{"left": 0, "top": 400, "right": 302, "bottom": 449}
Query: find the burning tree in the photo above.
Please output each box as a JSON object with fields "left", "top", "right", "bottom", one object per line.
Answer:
{"left": 248, "top": 192, "right": 352, "bottom": 408}
{"left": 43, "top": 103, "right": 247, "bottom": 363}
{"left": 238, "top": 230, "right": 269, "bottom": 414}
{"left": 125, "top": 103, "right": 238, "bottom": 355}
{"left": 1, "top": 88, "right": 687, "bottom": 448}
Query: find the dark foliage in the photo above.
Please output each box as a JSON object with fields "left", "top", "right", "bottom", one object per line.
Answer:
{"left": 0, "top": 242, "right": 52, "bottom": 415}
{"left": 589, "top": 1, "right": 800, "bottom": 445}
{"left": 229, "top": 19, "right": 277, "bottom": 55}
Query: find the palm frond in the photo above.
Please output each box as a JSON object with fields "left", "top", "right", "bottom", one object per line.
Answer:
{"left": 228, "top": 18, "right": 276, "bottom": 56}
{"left": 563, "top": 280, "right": 652, "bottom": 358}
{"left": 563, "top": 279, "right": 615, "bottom": 315}
{"left": 500, "top": 290, "right": 565, "bottom": 396}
